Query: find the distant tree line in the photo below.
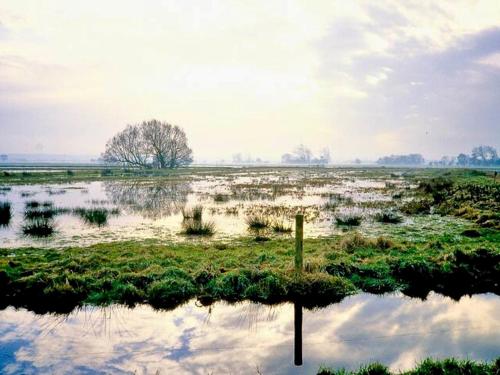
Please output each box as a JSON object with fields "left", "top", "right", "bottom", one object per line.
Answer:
{"left": 430, "top": 145, "right": 499, "bottom": 167}
{"left": 377, "top": 145, "right": 499, "bottom": 167}
{"left": 376, "top": 153, "right": 425, "bottom": 166}
{"left": 232, "top": 153, "right": 265, "bottom": 164}
{"left": 281, "top": 145, "right": 330, "bottom": 165}
{"left": 102, "top": 120, "right": 193, "bottom": 169}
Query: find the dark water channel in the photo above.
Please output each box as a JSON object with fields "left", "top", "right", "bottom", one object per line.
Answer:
{"left": 1, "top": 292, "right": 498, "bottom": 374}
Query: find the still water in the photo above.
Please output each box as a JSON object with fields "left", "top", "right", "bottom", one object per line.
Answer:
{"left": 1, "top": 292, "right": 498, "bottom": 374}
{"left": 0, "top": 170, "right": 468, "bottom": 248}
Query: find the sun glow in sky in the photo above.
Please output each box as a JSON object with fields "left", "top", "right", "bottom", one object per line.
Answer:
{"left": 1, "top": 0, "right": 499, "bottom": 161}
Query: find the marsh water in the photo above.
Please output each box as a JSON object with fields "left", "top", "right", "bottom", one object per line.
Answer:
{"left": 0, "top": 292, "right": 499, "bottom": 374}
{"left": 0, "top": 169, "right": 471, "bottom": 248}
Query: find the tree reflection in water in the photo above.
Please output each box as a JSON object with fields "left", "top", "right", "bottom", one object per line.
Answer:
{"left": 104, "top": 180, "right": 191, "bottom": 219}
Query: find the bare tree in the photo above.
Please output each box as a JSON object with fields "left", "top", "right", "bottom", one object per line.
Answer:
{"left": 102, "top": 125, "right": 150, "bottom": 167}
{"left": 102, "top": 120, "right": 193, "bottom": 168}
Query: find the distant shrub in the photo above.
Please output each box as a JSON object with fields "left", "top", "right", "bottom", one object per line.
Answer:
{"left": 100, "top": 169, "right": 113, "bottom": 177}
{"left": 66, "top": 170, "right": 75, "bottom": 176}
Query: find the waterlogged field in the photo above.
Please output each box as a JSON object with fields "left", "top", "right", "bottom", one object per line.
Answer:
{"left": 0, "top": 166, "right": 499, "bottom": 374}
{"left": 0, "top": 167, "right": 493, "bottom": 247}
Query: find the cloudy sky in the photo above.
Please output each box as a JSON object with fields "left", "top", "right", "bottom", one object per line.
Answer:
{"left": 1, "top": 0, "right": 499, "bottom": 161}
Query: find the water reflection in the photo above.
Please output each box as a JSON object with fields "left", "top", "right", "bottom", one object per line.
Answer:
{"left": 294, "top": 302, "right": 302, "bottom": 367}
{"left": 0, "top": 293, "right": 498, "bottom": 374}
{"left": 104, "top": 181, "right": 191, "bottom": 219}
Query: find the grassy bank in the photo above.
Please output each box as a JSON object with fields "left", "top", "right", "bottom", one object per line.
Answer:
{"left": 1, "top": 230, "right": 498, "bottom": 313}
{"left": 318, "top": 357, "right": 500, "bottom": 375}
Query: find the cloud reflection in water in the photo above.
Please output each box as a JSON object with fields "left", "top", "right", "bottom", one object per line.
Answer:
{"left": 0, "top": 292, "right": 498, "bottom": 374}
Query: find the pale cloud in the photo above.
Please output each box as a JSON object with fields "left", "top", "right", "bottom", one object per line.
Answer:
{"left": 0, "top": 0, "right": 499, "bottom": 160}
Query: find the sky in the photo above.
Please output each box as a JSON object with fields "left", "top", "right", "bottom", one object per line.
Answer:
{"left": 0, "top": 0, "right": 499, "bottom": 162}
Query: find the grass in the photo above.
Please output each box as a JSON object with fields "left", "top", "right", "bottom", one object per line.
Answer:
{"left": 24, "top": 203, "right": 59, "bottom": 220}
{"left": 74, "top": 207, "right": 110, "bottom": 227}
{"left": 181, "top": 219, "right": 216, "bottom": 236}
{"left": 271, "top": 220, "right": 293, "bottom": 233}
{"left": 335, "top": 212, "right": 363, "bottom": 226}
{"left": 213, "top": 193, "right": 230, "bottom": 202}
{"left": 374, "top": 210, "right": 403, "bottom": 224}
{"left": 22, "top": 217, "right": 55, "bottom": 237}
{"left": 317, "top": 357, "right": 500, "bottom": 375}
{"left": 0, "top": 201, "right": 12, "bottom": 226}
{"left": 182, "top": 205, "right": 204, "bottom": 221}
{"left": 246, "top": 214, "right": 269, "bottom": 229}
{"left": 0, "top": 166, "right": 498, "bottom": 312}
{"left": 1, "top": 229, "right": 498, "bottom": 312}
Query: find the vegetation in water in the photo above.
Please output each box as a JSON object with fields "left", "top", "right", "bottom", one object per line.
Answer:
{"left": 21, "top": 217, "right": 55, "bottom": 237}
{"left": 246, "top": 214, "right": 269, "bottom": 230}
{"left": 181, "top": 219, "right": 216, "bottom": 236}
{"left": 374, "top": 209, "right": 403, "bottom": 224}
{"left": 182, "top": 205, "right": 204, "bottom": 221}
{"left": 335, "top": 212, "right": 363, "bottom": 226}
{"left": 74, "top": 207, "right": 112, "bottom": 227}
{"left": 0, "top": 201, "right": 12, "bottom": 226}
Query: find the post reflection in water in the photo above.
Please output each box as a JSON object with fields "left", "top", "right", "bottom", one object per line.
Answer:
{"left": 294, "top": 301, "right": 303, "bottom": 366}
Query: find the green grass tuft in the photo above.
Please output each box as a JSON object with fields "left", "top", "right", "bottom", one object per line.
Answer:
{"left": 22, "top": 217, "right": 55, "bottom": 237}
{"left": 0, "top": 201, "right": 12, "bottom": 226}
{"left": 74, "top": 207, "right": 110, "bottom": 227}
{"left": 374, "top": 210, "right": 403, "bottom": 224}
{"left": 336, "top": 213, "right": 363, "bottom": 226}
{"left": 181, "top": 219, "right": 215, "bottom": 236}
{"left": 246, "top": 214, "right": 269, "bottom": 229}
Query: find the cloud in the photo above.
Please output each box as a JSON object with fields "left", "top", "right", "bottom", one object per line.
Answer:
{"left": 318, "top": 5, "right": 500, "bottom": 158}
{"left": 0, "top": 1, "right": 499, "bottom": 160}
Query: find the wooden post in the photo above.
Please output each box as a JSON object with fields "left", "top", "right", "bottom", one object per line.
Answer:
{"left": 295, "top": 214, "right": 303, "bottom": 274}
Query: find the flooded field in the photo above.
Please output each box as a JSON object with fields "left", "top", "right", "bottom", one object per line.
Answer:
{"left": 1, "top": 292, "right": 498, "bottom": 374}
{"left": 1, "top": 167, "right": 498, "bottom": 374}
{"left": 0, "top": 168, "right": 472, "bottom": 248}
